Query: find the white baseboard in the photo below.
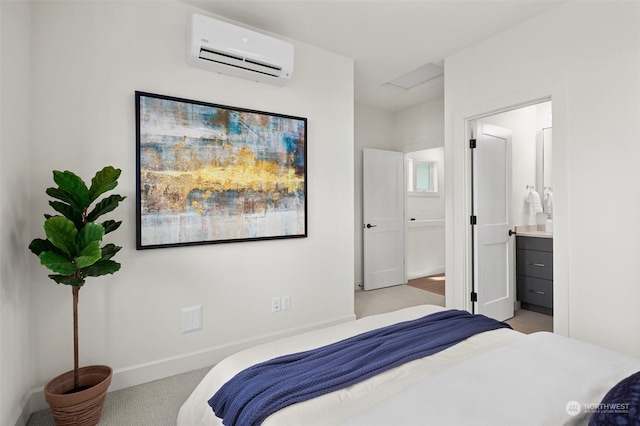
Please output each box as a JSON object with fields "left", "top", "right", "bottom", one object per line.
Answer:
{"left": 19, "top": 313, "right": 356, "bottom": 421}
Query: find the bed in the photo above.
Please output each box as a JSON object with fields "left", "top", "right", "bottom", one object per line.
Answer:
{"left": 177, "top": 305, "right": 640, "bottom": 426}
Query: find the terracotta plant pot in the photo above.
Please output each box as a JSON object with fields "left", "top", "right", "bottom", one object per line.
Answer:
{"left": 44, "top": 365, "right": 112, "bottom": 426}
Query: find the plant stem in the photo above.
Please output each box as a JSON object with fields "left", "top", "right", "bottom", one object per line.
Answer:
{"left": 72, "top": 285, "right": 80, "bottom": 390}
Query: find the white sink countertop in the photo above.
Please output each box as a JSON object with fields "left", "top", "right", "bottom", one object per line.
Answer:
{"left": 515, "top": 225, "right": 552, "bottom": 238}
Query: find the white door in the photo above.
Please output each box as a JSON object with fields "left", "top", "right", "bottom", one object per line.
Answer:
{"left": 472, "top": 122, "right": 514, "bottom": 321}
{"left": 363, "top": 148, "right": 405, "bottom": 290}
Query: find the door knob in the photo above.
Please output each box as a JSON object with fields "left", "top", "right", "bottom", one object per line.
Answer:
{"left": 508, "top": 229, "right": 517, "bottom": 236}
{"left": 365, "top": 224, "right": 377, "bottom": 229}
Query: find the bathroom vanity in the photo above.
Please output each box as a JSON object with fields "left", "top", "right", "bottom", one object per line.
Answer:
{"left": 516, "top": 228, "right": 553, "bottom": 316}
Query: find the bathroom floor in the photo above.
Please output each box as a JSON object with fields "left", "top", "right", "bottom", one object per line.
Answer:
{"left": 505, "top": 308, "right": 553, "bottom": 334}
{"left": 406, "top": 274, "right": 445, "bottom": 295}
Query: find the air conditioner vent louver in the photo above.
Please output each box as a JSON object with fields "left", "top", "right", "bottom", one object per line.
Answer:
{"left": 186, "top": 14, "right": 294, "bottom": 86}
{"left": 199, "top": 47, "right": 283, "bottom": 78}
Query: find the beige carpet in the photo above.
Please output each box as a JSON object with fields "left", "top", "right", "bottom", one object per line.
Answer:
{"left": 26, "top": 366, "right": 211, "bottom": 426}
{"left": 355, "top": 284, "right": 445, "bottom": 319}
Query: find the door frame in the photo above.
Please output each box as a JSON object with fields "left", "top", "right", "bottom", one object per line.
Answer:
{"left": 446, "top": 81, "right": 569, "bottom": 337}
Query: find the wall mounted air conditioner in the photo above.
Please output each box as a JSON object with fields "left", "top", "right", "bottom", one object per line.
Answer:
{"left": 186, "top": 14, "right": 294, "bottom": 86}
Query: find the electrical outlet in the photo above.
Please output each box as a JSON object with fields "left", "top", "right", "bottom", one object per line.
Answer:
{"left": 282, "top": 295, "right": 291, "bottom": 310}
{"left": 272, "top": 297, "right": 281, "bottom": 313}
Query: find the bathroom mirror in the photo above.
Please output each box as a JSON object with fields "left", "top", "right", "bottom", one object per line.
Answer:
{"left": 543, "top": 127, "right": 552, "bottom": 190}
{"left": 537, "top": 127, "right": 552, "bottom": 212}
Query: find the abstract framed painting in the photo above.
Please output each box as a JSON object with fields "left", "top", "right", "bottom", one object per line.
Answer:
{"left": 135, "top": 91, "right": 307, "bottom": 249}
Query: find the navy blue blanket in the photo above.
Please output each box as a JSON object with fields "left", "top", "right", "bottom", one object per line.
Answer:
{"left": 209, "top": 309, "right": 511, "bottom": 426}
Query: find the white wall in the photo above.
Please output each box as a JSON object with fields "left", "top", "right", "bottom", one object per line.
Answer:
{"left": 445, "top": 1, "right": 640, "bottom": 356}
{"left": 353, "top": 104, "right": 394, "bottom": 288}
{"left": 405, "top": 147, "right": 445, "bottom": 279}
{"left": 394, "top": 97, "right": 444, "bottom": 151}
{"left": 20, "top": 0, "right": 354, "bottom": 414}
{"left": 1, "top": 2, "right": 34, "bottom": 425}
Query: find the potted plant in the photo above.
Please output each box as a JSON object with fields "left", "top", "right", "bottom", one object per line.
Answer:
{"left": 29, "top": 166, "right": 125, "bottom": 426}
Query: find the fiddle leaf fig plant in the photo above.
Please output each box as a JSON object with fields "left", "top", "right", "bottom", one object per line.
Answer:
{"left": 29, "top": 166, "right": 125, "bottom": 390}
{"left": 29, "top": 166, "right": 125, "bottom": 286}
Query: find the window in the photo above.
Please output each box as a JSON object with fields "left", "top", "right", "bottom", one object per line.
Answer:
{"left": 407, "top": 159, "right": 438, "bottom": 194}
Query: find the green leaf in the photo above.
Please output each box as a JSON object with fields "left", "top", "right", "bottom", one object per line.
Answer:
{"left": 49, "top": 201, "right": 83, "bottom": 227}
{"left": 43, "top": 217, "right": 78, "bottom": 257}
{"left": 39, "top": 251, "right": 76, "bottom": 275}
{"left": 101, "top": 220, "right": 122, "bottom": 235}
{"left": 34, "top": 167, "right": 125, "bottom": 284}
{"left": 29, "top": 238, "right": 53, "bottom": 256}
{"left": 53, "top": 170, "right": 90, "bottom": 208}
{"left": 100, "top": 243, "right": 122, "bottom": 261}
{"left": 46, "top": 187, "right": 82, "bottom": 210}
{"left": 29, "top": 237, "right": 68, "bottom": 258}
{"left": 75, "top": 241, "right": 102, "bottom": 268}
{"left": 48, "top": 275, "right": 85, "bottom": 286}
{"left": 86, "top": 194, "right": 125, "bottom": 222}
{"left": 77, "top": 222, "right": 104, "bottom": 251}
{"left": 89, "top": 166, "right": 121, "bottom": 203}
{"left": 82, "top": 259, "right": 121, "bottom": 277}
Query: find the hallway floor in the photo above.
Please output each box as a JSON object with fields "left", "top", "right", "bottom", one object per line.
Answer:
{"left": 354, "top": 284, "right": 444, "bottom": 319}
{"left": 357, "top": 276, "right": 553, "bottom": 334}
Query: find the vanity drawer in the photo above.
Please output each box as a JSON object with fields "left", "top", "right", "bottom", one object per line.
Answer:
{"left": 516, "top": 249, "right": 553, "bottom": 280}
{"left": 517, "top": 276, "right": 553, "bottom": 309}
{"left": 516, "top": 236, "right": 552, "bottom": 252}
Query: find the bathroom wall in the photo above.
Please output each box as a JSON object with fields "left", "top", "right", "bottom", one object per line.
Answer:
{"left": 405, "top": 147, "right": 445, "bottom": 279}
{"left": 481, "top": 102, "right": 551, "bottom": 228}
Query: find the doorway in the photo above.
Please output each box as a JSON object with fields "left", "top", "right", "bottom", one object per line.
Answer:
{"left": 470, "top": 101, "right": 553, "bottom": 333}
{"left": 404, "top": 147, "right": 446, "bottom": 298}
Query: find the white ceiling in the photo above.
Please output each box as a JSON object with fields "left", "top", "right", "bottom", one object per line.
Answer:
{"left": 182, "top": 0, "right": 566, "bottom": 112}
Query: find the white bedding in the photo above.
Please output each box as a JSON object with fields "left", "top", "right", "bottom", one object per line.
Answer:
{"left": 177, "top": 305, "right": 522, "bottom": 425}
{"left": 343, "top": 332, "right": 640, "bottom": 426}
{"left": 177, "top": 304, "right": 640, "bottom": 425}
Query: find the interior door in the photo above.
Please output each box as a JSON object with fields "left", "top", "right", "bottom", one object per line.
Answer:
{"left": 363, "top": 148, "right": 405, "bottom": 290}
{"left": 472, "top": 122, "right": 514, "bottom": 321}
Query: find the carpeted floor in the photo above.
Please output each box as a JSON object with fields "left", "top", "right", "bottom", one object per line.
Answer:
{"left": 355, "top": 284, "right": 445, "bottom": 318}
{"left": 26, "top": 366, "right": 211, "bottom": 426}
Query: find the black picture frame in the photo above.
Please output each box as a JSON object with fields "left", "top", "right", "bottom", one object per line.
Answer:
{"left": 135, "top": 91, "right": 307, "bottom": 250}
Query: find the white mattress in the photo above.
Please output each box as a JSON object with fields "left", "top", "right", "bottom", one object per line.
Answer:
{"left": 177, "top": 305, "right": 523, "bottom": 425}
